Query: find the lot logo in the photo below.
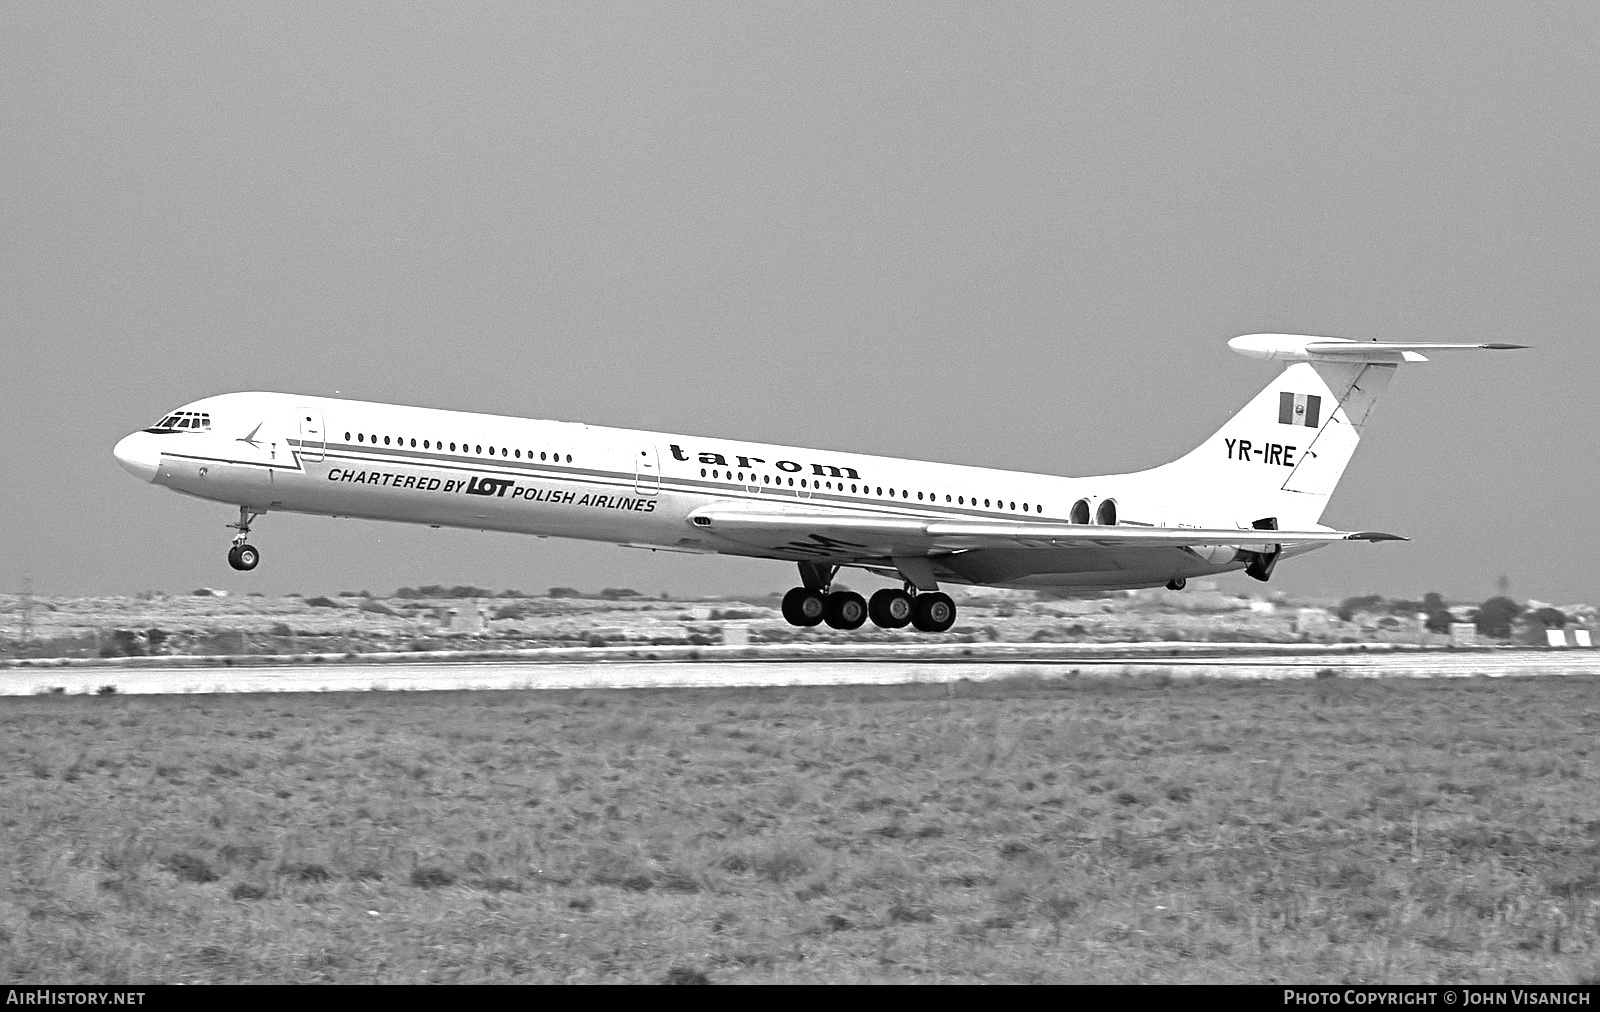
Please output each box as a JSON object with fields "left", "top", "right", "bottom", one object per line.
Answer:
{"left": 465, "top": 476, "right": 515, "bottom": 497}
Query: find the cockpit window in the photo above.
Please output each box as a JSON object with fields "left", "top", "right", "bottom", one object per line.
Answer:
{"left": 148, "top": 411, "right": 211, "bottom": 432}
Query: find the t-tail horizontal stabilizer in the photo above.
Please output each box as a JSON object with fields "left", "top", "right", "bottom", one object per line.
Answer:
{"left": 1229, "top": 334, "right": 1529, "bottom": 364}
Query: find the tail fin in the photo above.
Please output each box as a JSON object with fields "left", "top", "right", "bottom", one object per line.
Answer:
{"left": 1143, "top": 335, "right": 1525, "bottom": 527}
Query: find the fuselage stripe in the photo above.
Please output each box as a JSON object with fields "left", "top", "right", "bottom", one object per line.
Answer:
{"left": 313, "top": 446, "right": 1069, "bottom": 524}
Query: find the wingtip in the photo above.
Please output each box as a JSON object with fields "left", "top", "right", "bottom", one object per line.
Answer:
{"left": 1348, "top": 531, "right": 1409, "bottom": 543}
{"left": 1481, "top": 343, "right": 1530, "bottom": 350}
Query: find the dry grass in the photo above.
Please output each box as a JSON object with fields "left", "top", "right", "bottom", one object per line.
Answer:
{"left": 3, "top": 674, "right": 1599, "bottom": 983}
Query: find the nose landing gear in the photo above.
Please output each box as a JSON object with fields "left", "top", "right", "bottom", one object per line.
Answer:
{"left": 226, "top": 507, "right": 262, "bottom": 571}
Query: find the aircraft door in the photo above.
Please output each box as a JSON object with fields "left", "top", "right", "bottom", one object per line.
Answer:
{"left": 297, "top": 407, "right": 326, "bottom": 462}
{"left": 634, "top": 444, "right": 660, "bottom": 496}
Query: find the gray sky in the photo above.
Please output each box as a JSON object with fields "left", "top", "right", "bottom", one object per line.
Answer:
{"left": 3, "top": 3, "right": 1596, "bottom": 604}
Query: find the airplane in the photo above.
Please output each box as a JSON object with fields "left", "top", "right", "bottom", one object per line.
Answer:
{"left": 113, "top": 334, "right": 1523, "bottom": 633}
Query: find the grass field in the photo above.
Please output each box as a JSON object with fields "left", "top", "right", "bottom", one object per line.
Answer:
{"left": 3, "top": 673, "right": 1599, "bottom": 983}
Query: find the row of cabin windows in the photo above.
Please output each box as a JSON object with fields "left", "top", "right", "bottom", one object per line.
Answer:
{"left": 698, "top": 467, "right": 1044, "bottom": 513}
{"left": 338, "top": 431, "right": 1038, "bottom": 513}
{"left": 344, "top": 432, "right": 572, "bottom": 464}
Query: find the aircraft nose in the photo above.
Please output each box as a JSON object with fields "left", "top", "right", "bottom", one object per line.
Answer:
{"left": 113, "top": 431, "right": 161, "bottom": 482}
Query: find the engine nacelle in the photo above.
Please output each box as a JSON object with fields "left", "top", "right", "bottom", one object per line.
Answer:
{"left": 1227, "top": 334, "right": 1327, "bottom": 361}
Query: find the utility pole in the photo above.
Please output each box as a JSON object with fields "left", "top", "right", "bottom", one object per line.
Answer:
{"left": 19, "top": 572, "right": 34, "bottom": 643}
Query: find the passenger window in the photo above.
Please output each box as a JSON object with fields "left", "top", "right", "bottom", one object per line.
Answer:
{"left": 344, "top": 432, "right": 351, "bottom": 440}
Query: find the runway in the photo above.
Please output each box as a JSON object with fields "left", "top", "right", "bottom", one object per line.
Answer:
{"left": 2, "top": 648, "right": 1597, "bottom": 696}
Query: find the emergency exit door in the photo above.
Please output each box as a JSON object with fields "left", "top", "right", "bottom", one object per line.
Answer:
{"left": 634, "top": 444, "right": 660, "bottom": 495}
{"left": 297, "top": 407, "right": 325, "bottom": 462}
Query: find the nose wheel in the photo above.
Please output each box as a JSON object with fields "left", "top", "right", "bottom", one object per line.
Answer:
{"left": 226, "top": 507, "right": 263, "bottom": 571}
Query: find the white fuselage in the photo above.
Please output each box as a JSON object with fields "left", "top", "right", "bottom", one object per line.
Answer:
{"left": 113, "top": 390, "right": 1278, "bottom": 590}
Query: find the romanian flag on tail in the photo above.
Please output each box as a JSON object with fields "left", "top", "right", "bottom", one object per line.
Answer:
{"left": 1278, "top": 392, "right": 1321, "bottom": 427}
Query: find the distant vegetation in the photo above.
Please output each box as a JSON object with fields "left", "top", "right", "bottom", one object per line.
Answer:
{"left": 387, "top": 586, "right": 645, "bottom": 601}
{"left": 1336, "top": 593, "right": 1451, "bottom": 626}
{"left": 1335, "top": 593, "right": 1587, "bottom": 644}
{"left": 394, "top": 585, "right": 499, "bottom": 599}
{"left": 3, "top": 588, "right": 1591, "bottom": 662}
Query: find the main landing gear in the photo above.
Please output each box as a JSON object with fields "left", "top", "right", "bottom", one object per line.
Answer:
{"left": 226, "top": 507, "right": 262, "bottom": 572}
{"left": 780, "top": 563, "right": 957, "bottom": 633}
{"left": 781, "top": 586, "right": 866, "bottom": 629}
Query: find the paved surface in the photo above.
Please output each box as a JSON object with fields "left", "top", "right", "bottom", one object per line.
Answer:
{"left": 2, "top": 649, "right": 1597, "bottom": 696}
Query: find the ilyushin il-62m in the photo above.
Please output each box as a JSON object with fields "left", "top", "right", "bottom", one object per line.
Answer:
{"left": 114, "top": 335, "right": 1521, "bottom": 633}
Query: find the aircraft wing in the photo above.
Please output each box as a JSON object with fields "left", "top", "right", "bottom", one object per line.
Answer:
{"left": 687, "top": 506, "right": 1403, "bottom": 560}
